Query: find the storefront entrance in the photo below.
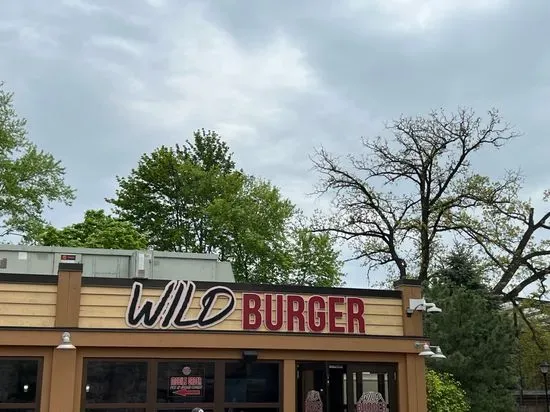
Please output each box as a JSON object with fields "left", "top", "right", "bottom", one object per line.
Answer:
{"left": 296, "top": 362, "right": 398, "bottom": 412}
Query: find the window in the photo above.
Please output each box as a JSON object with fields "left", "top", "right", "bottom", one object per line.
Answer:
{"left": 224, "top": 361, "right": 280, "bottom": 410}
{"left": 0, "top": 358, "right": 42, "bottom": 411}
{"left": 82, "top": 359, "right": 281, "bottom": 411}
{"left": 85, "top": 360, "right": 148, "bottom": 404}
{"left": 157, "top": 361, "right": 214, "bottom": 403}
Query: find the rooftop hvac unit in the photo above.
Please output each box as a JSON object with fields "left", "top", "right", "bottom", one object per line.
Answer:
{"left": 129, "top": 251, "right": 153, "bottom": 279}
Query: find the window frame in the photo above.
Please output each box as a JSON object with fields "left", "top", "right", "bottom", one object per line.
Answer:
{"left": 81, "top": 358, "right": 283, "bottom": 411}
{"left": 155, "top": 359, "right": 216, "bottom": 407}
{"left": 222, "top": 359, "right": 282, "bottom": 410}
{"left": 81, "top": 357, "right": 150, "bottom": 409}
{"left": 0, "top": 356, "right": 43, "bottom": 411}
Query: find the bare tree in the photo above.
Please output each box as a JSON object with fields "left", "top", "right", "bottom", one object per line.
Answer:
{"left": 311, "top": 107, "right": 549, "bottom": 300}
{"left": 452, "top": 194, "right": 550, "bottom": 301}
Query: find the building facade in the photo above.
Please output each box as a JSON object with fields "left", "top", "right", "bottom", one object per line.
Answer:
{"left": 0, "top": 258, "right": 428, "bottom": 412}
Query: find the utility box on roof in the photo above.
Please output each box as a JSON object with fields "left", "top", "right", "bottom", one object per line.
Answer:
{"left": 129, "top": 250, "right": 154, "bottom": 279}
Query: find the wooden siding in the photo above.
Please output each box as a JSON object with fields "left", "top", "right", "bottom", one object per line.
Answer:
{"left": 0, "top": 283, "right": 57, "bottom": 327}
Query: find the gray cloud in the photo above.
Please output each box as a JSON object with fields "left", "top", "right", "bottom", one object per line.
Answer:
{"left": 1, "top": 0, "right": 549, "bottom": 287}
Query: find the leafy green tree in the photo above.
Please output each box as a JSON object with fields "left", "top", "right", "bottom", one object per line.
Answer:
{"left": 207, "top": 175, "right": 295, "bottom": 283}
{"left": 426, "top": 369, "right": 470, "bottom": 412}
{"left": 177, "top": 128, "right": 235, "bottom": 173}
{"left": 517, "top": 316, "right": 550, "bottom": 390}
{"left": 511, "top": 297, "right": 550, "bottom": 393}
{"left": 0, "top": 81, "right": 74, "bottom": 240}
{"left": 285, "top": 225, "right": 343, "bottom": 287}
{"left": 425, "top": 247, "right": 517, "bottom": 412}
{"left": 37, "top": 209, "right": 147, "bottom": 250}
{"left": 107, "top": 129, "right": 343, "bottom": 285}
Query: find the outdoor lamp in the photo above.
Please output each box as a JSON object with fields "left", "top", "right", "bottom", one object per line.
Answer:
{"left": 418, "top": 343, "right": 435, "bottom": 357}
{"left": 431, "top": 346, "right": 447, "bottom": 359}
{"left": 406, "top": 298, "right": 442, "bottom": 317}
{"left": 426, "top": 303, "right": 442, "bottom": 313}
{"left": 416, "top": 342, "right": 447, "bottom": 359}
{"left": 56, "top": 331, "right": 76, "bottom": 350}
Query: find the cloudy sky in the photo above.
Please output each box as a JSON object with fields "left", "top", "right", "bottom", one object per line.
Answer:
{"left": 1, "top": 0, "right": 549, "bottom": 288}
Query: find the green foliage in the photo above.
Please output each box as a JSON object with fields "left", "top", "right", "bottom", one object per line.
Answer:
{"left": 107, "top": 129, "right": 343, "bottom": 285}
{"left": 37, "top": 209, "right": 147, "bottom": 250}
{"left": 513, "top": 298, "right": 550, "bottom": 390}
{"left": 285, "top": 225, "right": 343, "bottom": 287}
{"left": 426, "top": 369, "right": 470, "bottom": 412}
{"left": 207, "top": 175, "right": 295, "bottom": 283}
{"left": 425, "top": 247, "right": 517, "bottom": 412}
{"left": 107, "top": 129, "right": 247, "bottom": 254}
{"left": 518, "top": 320, "right": 550, "bottom": 390}
{"left": 0, "top": 82, "right": 74, "bottom": 240}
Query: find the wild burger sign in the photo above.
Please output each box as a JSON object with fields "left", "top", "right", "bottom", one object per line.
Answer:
{"left": 242, "top": 293, "right": 366, "bottom": 334}
{"left": 125, "top": 280, "right": 369, "bottom": 334}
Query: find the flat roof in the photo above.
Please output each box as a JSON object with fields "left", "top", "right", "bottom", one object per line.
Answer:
{"left": 0, "top": 272, "right": 402, "bottom": 299}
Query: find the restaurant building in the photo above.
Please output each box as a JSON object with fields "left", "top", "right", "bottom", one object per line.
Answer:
{"left": 0, "top": 245, "right": 430, "bottom": 412}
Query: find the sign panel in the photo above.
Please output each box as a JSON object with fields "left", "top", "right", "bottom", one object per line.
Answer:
{"left": 119, "top": 280, "right": 403, "bottom": 335}
{"left": 125, "top": 280, "right": 236, "bottom": 329}
{"left": 242, "top": 293, "right": 366, "bottom": 334}
{"left": 169, "top": 366, "right": 204, "bottom": 398}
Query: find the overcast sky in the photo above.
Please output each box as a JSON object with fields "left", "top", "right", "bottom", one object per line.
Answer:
{"left": 1, "top": 0, "right": 549, "bottom": 288}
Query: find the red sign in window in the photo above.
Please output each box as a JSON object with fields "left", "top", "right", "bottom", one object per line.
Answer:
{"left": 169, "top": 373, "right": 204, "bottom": 397}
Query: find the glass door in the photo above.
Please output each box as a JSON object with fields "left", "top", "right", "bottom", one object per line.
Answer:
{"left": 297, "top": 362, "right": 398, "bottom": 412}
{"left": 297, "top": 362, "right": 328, "bottom": 412}
{"left": 327, "top": 364, "right": 347, "bottom": 412}
{"left": 345, "top": 364, "right": 397, "bottom": 412}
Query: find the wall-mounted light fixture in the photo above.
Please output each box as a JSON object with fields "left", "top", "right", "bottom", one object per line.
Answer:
{"left": 406, "top": 298, "right": 442, "bottom": 317}
{"left": 85, "top": 384, "right": 91, "bottom": 393}
{"left": 56, "top": 331, "right": 76, "bottom": 350}
{"left": 23, "top": 384, "right": 29, "bottom": 393}
{"left": 415, "top": 342, "right": 446, "bottom": 359}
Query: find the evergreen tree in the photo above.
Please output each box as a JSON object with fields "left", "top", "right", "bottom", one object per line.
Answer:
{"left": 425, "top": 247, "right": 517, "bottom": 412}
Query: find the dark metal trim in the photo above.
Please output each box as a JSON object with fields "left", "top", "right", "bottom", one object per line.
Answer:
{"left": 0, "top": 272, "right": 402, "bottom": 298}
{"left": 81, "top": 276, "right": 402, "bottom": 298}
{"left": 58, "top": 263, "right": 83, "bottom": 272}
{"left": 0, "top": 273, "right": 58, "bottom": 284}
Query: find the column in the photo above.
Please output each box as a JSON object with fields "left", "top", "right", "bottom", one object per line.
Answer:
{"left": 48, "top": 344, "right": 78, "bottom": 411}
{"left": 283, "top": 359, "right": 296, "bottom": 412}
{"left": 55, "top": 262, "right": 83, "bottom": 328}
{"left": 405, "top": 353, "right": 427, "bottom": 412}
{"left": 393, "top": 278, "right": 423, "bottom": 337}
{"left": 394, "top": 279, "right": 427, "bottom": 412}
